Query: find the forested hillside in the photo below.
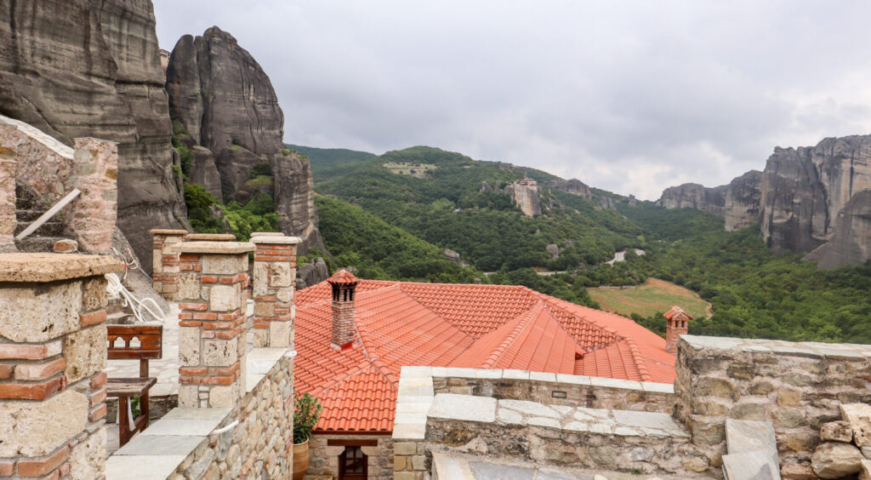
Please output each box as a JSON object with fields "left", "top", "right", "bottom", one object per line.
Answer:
{"left": 300, "top": 144, "right": 871, "bottom": 344}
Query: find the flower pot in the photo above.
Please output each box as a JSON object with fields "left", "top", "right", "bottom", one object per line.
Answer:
{"left": 292, "top": 439, "right": 309, "bottom": 480}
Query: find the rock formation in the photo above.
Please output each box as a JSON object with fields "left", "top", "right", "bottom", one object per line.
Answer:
{"left": 166, "top": 27, "right": 324, "bottom": 254}
{"left": 551, "top": 178, "right": 593, "bottom": 199}
{"left": 657, "top": 183, "right": 727, "bottom": 217}
{"left": 273, "top": 152, "right": 325, "bottom": 253}
{"left": 724, "top": 171, "right": 763, "bottom": 231}
{"left": 504, "top": 178, "right": 541, "bottom": 216}
{"left": 0, "top": 0, "right": 189, "bottom": 272}
{"left": 804, "top": 190, "right": 871, "bottom": 269}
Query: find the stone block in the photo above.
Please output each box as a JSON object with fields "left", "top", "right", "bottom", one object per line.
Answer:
{"left": 81, "top": 277, "right": 108, "bottom": 311}
{"left": 202, "top": 338, "right": 238, "bottom": 367}
{"left": 63, "top": 325, "right": 107, "bottom": 383}
{"left": 210, "top": 284, "right": 240, "bottom": 312}
{"left": 253, "top": 263, "right": 268, "bottom": 297}
{"left": 394, "top": 442, "right": 417, "bottom": 456}
{"left": 178, "top": 385, "right": 198, "bottom": 408}
{"left": 695, "top": 377, "right": 740, "bottom": 400}
{"left": 178, "top": 272, "right": 199, "bottom": 301}
{"left": 276, "top": 287, "right": 293, "bottom": 302}
{"left": 254, "top": 302, "right": 274, "bottom": 317}
{"left": 0, "top": 389, "right": 88, "bottom": 457}
{"left": 781, "top": 463, "right": 817, "bottom": 480}
{"left": 179, "top": 327, "right": 201, "bottom": 366}
{"left": 268, "top": 321, "right": 290, "bottom": 348}
{"left": 69, "top": 428, "right": 105, "bottom": 480}
{"left": 841, "top": 404, "right": 871, "bottom": 447}
{"left": 270, "top": 263, "right": 292, "bottom": 287}
{"left": 812, "top": 442, "right": 863, "bottom": 478}
{"left": 0, "top": 281, "right": 82, "bottom": 342}
{"left": 730, "top": 402, "right": 766, "bottom": 421}
{"left": 202, "top": 254, "right": 246, "bottom": 275}
{"left": 722, "top": 450, "right": 778, "bottom": 480}
{"left": 209, "top": 383, "right": 239, "bottom": 408}
{"left": 860, "top": 459, "right": 871, "bottom": 480}
{"left": 428, "top": 394, "right": 495, "bottom": 423}
{"left": 821, "top": 421, "right": 853, "bottom": 443}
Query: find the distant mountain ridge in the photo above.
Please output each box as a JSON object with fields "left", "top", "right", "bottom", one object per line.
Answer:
{"left": 657, "top": 134, "right": 871, "bottom": 269}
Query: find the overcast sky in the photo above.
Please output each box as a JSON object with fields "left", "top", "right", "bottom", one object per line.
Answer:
{"left": 153, "top": 1, "right": 871, "bottom": 199}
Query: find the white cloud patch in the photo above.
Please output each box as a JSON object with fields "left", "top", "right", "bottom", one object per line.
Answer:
{"left": 153, "top": 0, "right": 871, "bottom": 199}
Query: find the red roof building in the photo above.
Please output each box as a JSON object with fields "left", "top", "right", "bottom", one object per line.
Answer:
{"left": 294, "top": 272, "right": 677, "bottom": 434}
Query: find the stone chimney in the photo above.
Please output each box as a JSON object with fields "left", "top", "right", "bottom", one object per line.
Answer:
{"left": 664, "top": 306, "right": 692, "bottom": 354}
{"left": 328, "top": 269, "right": 360, "bottom": 349}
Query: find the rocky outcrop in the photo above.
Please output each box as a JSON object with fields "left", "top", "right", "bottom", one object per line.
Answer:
{"left": 804, "top": 190, "right": 871, "bottom": 269}
{"left": 213, "top": 146, "right": 263, "bottom": 201}
{"left": 297, "top": 257, "right": 329, "bottom": 290}
{"left": 167, "top": 27, "right": 284, "bottom": 157}
{"left": 724, "top": 170, "right": 763, "bottom": 231}
{"left": 273, "top": 152, "right": 325, "bottom": 253}
{"left": 0, "top": 0, "right": 189, "bottom": 272}
{"left": 504, "top": 178, "right": 541, "bottom": 216}
{"left": 189, "top": 146, "right": 222, "bottom": 200}
{"left": 551, "top": 178, "right": 592, "bottom": 199}
{"left": 657, "top": 183, "right": 727, "bottom": 217}
{"left": 599, "top": 196, "right": 617, "bottom": 211}
{"left": 479, "top": 181, "right": 493, "bottom": 193}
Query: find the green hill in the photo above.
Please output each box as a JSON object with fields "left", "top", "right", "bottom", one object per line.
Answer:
{"left": 284, "top": 144, "right": 375, "bottom": 182}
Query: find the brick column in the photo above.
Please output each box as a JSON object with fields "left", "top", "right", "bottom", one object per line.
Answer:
{"left": 0, "top": 253, "right": 123, "bottom": 479}
{"left": 68, "top": 137, "right": 118, "bottom": 253}
{"left": 150, "top": 229, "right": 189, "bottom": 301}
{"left": 0, "top": 141, "right": 15, "bottom": 251}
{"left": 176, "top": 241, "right": 253, "bottom": 408}
{"left": 251, "top": 235, "right": 299, "bottom": 348}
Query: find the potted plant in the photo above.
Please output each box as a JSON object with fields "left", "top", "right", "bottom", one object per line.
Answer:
{"left": 293, "top": 393, "right": 323, "bottom": 480}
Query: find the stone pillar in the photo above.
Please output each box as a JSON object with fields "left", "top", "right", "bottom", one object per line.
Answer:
{"left": 69, "top": 137, "right": 118, "bottom": 253}
{"left": 176, "top": 241, "right": 254, "bottom": 408}
{"left": 0, "top": 142, "right": 15, "bottom": 251}
{"left": 251, "top": 235, "right": 299, "bottom": 348}
{"left": 0, "top": 253, "right": 122, "bottom": 479}
{"left": 150, "top": 229, "right": 189, "bottom": 301}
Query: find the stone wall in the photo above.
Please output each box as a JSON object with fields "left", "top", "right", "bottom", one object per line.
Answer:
{"left": 306, "top": 434, "right": 394, "bottom": 480}
{"left": 674, "top": 335, "right": 871, "bottom": 476}
{"left": 0, "top": 254, "right": 123, "bottom": 479}
{"left": 0, "top": 115, "right": 119, "bottom": 253}
{"left": 432, "top": 368, "right": 675, "bottom": 413}
{"left": 0, "top": 141, "right": 14, "bottom": 250}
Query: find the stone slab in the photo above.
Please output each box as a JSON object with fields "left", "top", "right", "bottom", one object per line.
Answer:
{"left": 247, "top": 347, "right": 287, "bottom": 375}
{"left": 114, "top": 434, "right": 205, "bottom": 457}
{"left": 0, "top": 253, "right": 122, "bottom": 282}
{"left": 590, "top": 376, "right": 642, "bottom": 391}
{"left": 722, "top": 450, "right": 780, "bottom": 480}
{"left": 175, "top": 241, "right": 254, "bottom": 254}
{"left": 641, "top": 382, "right": 675, "bottom": 394}
{"left": 470, "top": 461, "right": 535, "bottom": 480}
{"left": 149, "top": 229, "right": 189, "bottom": 236}
{"left": 250, "top": 232, "right": 285, "bottom": 237}
{"left": 141, "top": 407, "right": 230, "bottom": 436}
{"left": 428, "top": 394, "right": 496, "bottom": 423}
{"left": 250, "top": 235, "right": 301, "bottom": 245}
{"left": 726, "top": 419, "right": 778, "bottom": 455}
{"left": 184, "top": 233, "right": 236, "bottom": 241}
{"left": 105, "top": 455, "right": 188, "bottom": 480}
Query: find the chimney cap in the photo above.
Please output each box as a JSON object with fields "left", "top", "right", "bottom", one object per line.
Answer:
{"left": 327, "top": 269, "right": 360, "bottom": 286}
{"left": 664, "top": 305, "right": 692, "bottom": 322}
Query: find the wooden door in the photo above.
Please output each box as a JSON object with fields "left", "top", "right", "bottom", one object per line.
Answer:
{"left": 339, "top": 446, "right": 367, "bottom": 480}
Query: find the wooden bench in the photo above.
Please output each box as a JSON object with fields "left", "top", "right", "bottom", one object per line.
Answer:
{"left": 106, "top": 324, "right": 163, "bottom": 447}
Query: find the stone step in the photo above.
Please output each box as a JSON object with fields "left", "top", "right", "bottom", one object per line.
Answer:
{"left": 15, "top": 209, "right": 47, "bottom": 222}
{"left": 723, "top": 419, "right": 781, "bottom": 480}
{"left": 15, "top": 235, "right": 74, "bottom": 253}
{"left": 13, "top": 219, "right": 65, "bottom": 236}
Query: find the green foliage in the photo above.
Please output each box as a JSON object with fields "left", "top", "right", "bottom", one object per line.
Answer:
{"left": 229, "top": 144, "right": 242, "bottom": 152}
{"left": 316, "top": 195, "right": 484, "bottom": 283}
{"left": 222, "top": 195, "right": 278, "bottom": 241}
{"left": 293, "top": 393, "right": 323, "bottom": 444}
{"left": 281, "top": 149, "right": 292, "bottom": 156}
{"left": 286, "top": 144, "right": 377, "bottom": 182}
{"left": 183, "top": 183, "right": 225, "bottom": 233}
{"left": 250, "top": 162, "right": 272, "bottom": 178}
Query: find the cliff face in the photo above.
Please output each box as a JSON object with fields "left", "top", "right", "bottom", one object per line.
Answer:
{"left": 804, "top": 189, "right": 871, "bottom": 270}
{"left": 724, "top": 170, "right": 763, "bottom": 231}
{"left": 0, "top": 0, "right": 189, "bottom": 272}
{"left": 657, "top": 183, "right": 727, "bottom": 217}
{"left": 167, "top": 27, "right": 324, "bottom": 254}
{"left": 504, "top": 178, "right": 541, "bottom": 216}
{"left": 551, "top": 178, "right": 592, "bottom": 199}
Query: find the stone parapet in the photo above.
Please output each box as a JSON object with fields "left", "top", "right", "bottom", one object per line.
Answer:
{"left": 176, "top": 241, "right": 254, "bottom": 408}
{"left": 0, "top": 253, "right": 122, "bottom": 479}
{"left": 0, "top": 143, "right": 15, "bottom": 251}
{"left": 151, "top": 229, "right": 189, "bottom": 301}
{"left": 251, "top": 235, "right": 298, "bottom": 348}
{"left": 674, "top": 335, "right": 871, "bottom": 475}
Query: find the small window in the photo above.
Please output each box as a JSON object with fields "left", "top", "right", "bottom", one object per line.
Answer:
{"left": 339, "top": 446, "right": 367, "bottom": 480}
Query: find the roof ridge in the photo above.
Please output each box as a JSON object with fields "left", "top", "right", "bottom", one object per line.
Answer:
{"left": 480, "top": 301, "right": 544, "bottom": 369}
{"left": 623, "top": 337, "right": 652, "bottom": 382}
{"left": 538, "top": 295, "right": 624, "bottom": 348}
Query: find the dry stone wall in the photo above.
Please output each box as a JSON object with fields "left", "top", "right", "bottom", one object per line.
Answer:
{"left": 307, "top": 434, "right": 394, "bottom": 480}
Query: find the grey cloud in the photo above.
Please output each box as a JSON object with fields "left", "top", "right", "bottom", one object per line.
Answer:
{"left": 153, "top": 0, "right": 871, "bottom": 199}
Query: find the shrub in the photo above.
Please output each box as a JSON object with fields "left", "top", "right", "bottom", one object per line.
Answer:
{"left": 293, "top": 393, "right": 323, "bottom": 444}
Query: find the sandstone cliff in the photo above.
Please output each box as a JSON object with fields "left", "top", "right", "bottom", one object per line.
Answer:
{"left": 166, "top": 27, "right": 324, "bottom": 254}
{"left": 504, "top": 178, "right": 541, "bottom": 216}
{"left": 804, "top": 189, "right": 871, "bottom": 270}
{"left": 656, "top": 183, "right": 727, "bottom": 217}
{"left": 550, "top": 178, "right": 592, "bottom": 199}
{"left": 0, "top": 0, "right": 189, "bottom": 272}
{"left": 724, "top": 170, "right": 763, "bottom": 231}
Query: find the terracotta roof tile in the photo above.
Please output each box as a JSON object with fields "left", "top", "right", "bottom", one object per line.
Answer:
{"left": 295, "top": 280, "right": 676, "bottom": 433}
{"left": 327, "top": 269, "right": 360, "bottom": 285}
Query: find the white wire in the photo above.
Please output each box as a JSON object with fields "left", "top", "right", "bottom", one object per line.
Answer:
{"left": 105, "top": 273, "right": 165, "bottom": 324}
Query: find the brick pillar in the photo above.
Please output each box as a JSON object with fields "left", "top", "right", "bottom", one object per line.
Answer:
{"left": 0, "top": 253, "right": 123, "bottom": 479}
{"left": 176, "top": 241, "right": 254, "bottom": 408}
{"left": 0, "top": 142, "right": 15, "bottom": 251}
{"left": 150, "top": 229, "right": 189, "bottom": 301}
{"left": 327, "top": 270, "right": 360, "bottom": 349}
{"left": 68, "top": 137, "right": 118, "bottom": 253}
{"left": 664, "top": 306, "right": 692, "bottom": 354}
{"left": 251, "top": 235, "right": 299, "bottom": 348}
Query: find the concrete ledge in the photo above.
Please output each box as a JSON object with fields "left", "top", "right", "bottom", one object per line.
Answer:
{"left": 174, "top": 241, "right": 255, "bottom": 254}
{"left": 251, "top": 236, "right": 301, "bottom": 245}
{"left": 0, "top": 253, "right": 123, "bottom": 282}
{"left": 149, "top": 229, "right": 189, "bottom": 236}
{"left": 183, "top": 233, "right": 237, "bottom": 242}
{"left": 682, "top": 334, "right": 871, "bottom": 360}
{"left": 432, "top": 367, "right": 674, "bottom": 395}
{"left": 246, "top": 347, "right": 290, "bottom": 393}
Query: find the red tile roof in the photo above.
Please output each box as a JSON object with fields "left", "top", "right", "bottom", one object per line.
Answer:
{"left": 294, "top": 280, "right": 677, "bottom": 433}
{"left": 327, "top": 269, "right": 360, "bottom": 285}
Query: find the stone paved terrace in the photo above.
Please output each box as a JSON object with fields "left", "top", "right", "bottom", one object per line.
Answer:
{"left": 433, "top": 453, "right": 713, "bottom": 480}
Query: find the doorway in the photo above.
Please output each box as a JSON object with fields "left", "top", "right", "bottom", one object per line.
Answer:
{"left": 339, "top": 446, "right": 367, "bottom": 480}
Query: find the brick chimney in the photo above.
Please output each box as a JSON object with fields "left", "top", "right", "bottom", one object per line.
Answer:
{"left": 664, "top": 306, "right": 692, "bottom": 354}
{"left": 328, "top": 269, "right": 360, "bottom": 350}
